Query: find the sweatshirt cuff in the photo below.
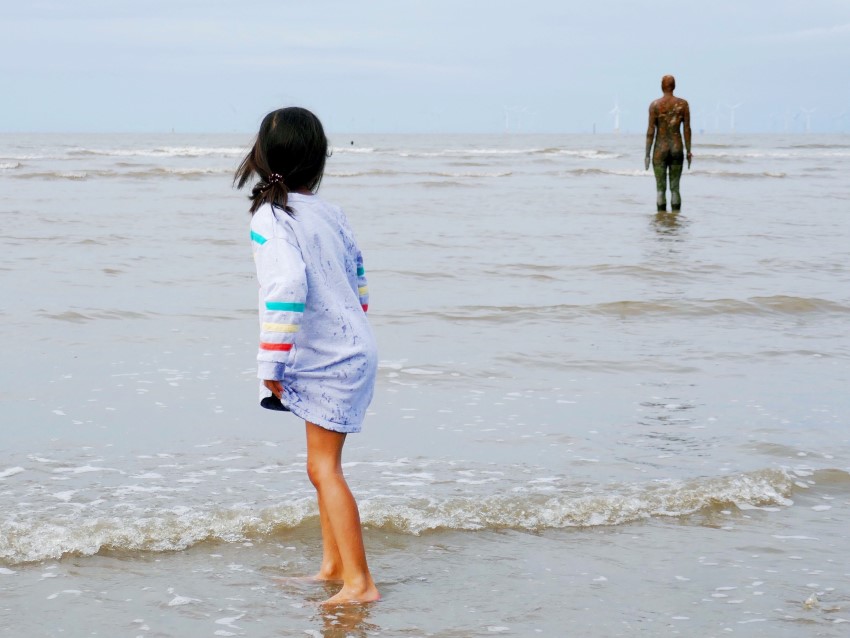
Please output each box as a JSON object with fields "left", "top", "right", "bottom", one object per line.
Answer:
{"left": 257, "top": 361, "right": 284, "bottom": 380}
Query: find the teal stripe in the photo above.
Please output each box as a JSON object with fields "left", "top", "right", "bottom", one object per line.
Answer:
{"left": 356, "top": 266, "right": 365, "bottom": 276}
{"left": 250, "top": 230, "right": 267, "bottom": 245}
{"left": 266, "top": 301, "right": 305, "bottom": 312}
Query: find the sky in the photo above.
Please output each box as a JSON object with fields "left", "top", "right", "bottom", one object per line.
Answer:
{"left": 2, "top": 0, "right": 849, "bottom": 134}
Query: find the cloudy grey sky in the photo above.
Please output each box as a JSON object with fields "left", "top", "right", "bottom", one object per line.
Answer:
{"left": 2, "top": 0, "right": 849, "bottom": 134}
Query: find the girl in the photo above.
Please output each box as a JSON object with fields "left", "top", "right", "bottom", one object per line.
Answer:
{"left": 235, "top": 107, "right": 379, "bottom": 605}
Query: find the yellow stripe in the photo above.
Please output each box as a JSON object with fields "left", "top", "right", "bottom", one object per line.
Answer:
{"left": 358, "top": 286, "right": 369, "bottom": 295}
{"left": 262, "top": 322, "right": 300, "bottom": 333}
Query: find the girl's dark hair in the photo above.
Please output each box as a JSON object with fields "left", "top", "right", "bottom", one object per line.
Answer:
{"left": 234, "top": 107, "right": 329, "bottom": 215}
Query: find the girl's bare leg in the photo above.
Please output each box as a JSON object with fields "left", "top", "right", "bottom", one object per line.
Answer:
{"left": 305, "top": 421, "right": 379, "bottom": 605}
{"left": 313, "top": 493, "right": 343, "bottom": 580}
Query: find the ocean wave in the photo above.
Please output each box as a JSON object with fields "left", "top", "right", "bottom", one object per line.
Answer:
{"left": 67, "top": 146, "right": 246, "bottom": 158}
{"left": 0, "top": 468, "right": 823, "bottom": 564}
{"left": 420, "top": 180, "right": 472, "bottom": 188}
{"left": 39, "top": 309, "right": 150, "bottom": 323}
{"left": 12, "top": 170, "right": 91, "bottom": 181}
{"left": 699, "top": 151, "right": 850, "bottom": 160}
{"left": 132, "top": 167, "right": 231, "bottom": 178}
{"left": 331, "top": 146, "right": 376, "bottom": 154}
{"left": 0, "top": 162, "right": 22, "bottom": 170}
{"left": 388, "top": 296, "right": 850, "bottom": 324}
{"left": 782, "top": 143, "right": 850, "bottom": 150}
{"left": 12, "top": 167, "right": 230, "bottom": 180}
{"left": 564, "top": 168, "right": 645, "bottom": 177}
{"left": 326, "top": 169, "right": 512, "bottom": 179}
{"left": 2, "top": 144, "right": 618, "bottom": 162}
{"left": 0, "top": 154, "right": 54, "bottom": 161}
{"left": 694, "top": 143, "right": 742, "bottom": 149}
{"left": 8, "top": 165, "right": 347, "bottom": 181}
{"left": 394, "top": 148, "right": 620, "bottom": 159}
{"left": 399, "top": 148, "right": 542, "bottom": 158}
{"left": 692, "top": 169, "right": 787, "bottom": 178}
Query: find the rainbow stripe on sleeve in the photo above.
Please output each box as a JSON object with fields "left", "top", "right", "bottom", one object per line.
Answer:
{"left": 261, "top": 300, "right": 304, "bottom": 352}
{"left": 266, "top": 301, "right": 305, "bottom": 312}
{"left": 260, "top": 342, "right": 292, "bottom": 351}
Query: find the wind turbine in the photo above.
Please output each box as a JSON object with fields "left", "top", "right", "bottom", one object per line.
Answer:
{"left": 503, "top": 106, "right": 530, "bottom": 133}
{"left": 799, "top": 107, "right": 815, "bottom": 133}
{"left": 726, "top": 103, "right": 742, "bottom": 133}
{"left": 503, "top": 106, "right": 514, "bottom": 133}
{"left": 503, "top": 106, "right": 521, "bottom": 133}
{"left": 836, "top": 109, "right": 848, "bottom": 133}
{"left": 610, "top": 99, "right": 621, "bottom": 133}
{"left": 515, "top": 106, "right": 531, "bottom": 132}
{"left": 694, "top": 109, "right": 705, "bottom": 134}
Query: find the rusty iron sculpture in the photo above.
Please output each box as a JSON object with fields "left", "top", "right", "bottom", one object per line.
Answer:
{"left": 645, "top": 75, "right": 692, "bottom": 211}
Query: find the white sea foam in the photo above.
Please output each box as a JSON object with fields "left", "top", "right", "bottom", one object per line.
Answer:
{"left": 0, "top": 468, "right": 810, "bottom": 564}
{"left": 401, "top": 367, "right": 443, "bottom": 375}
{"left": 53, "top": 465, "right": 121, "bottom": 474}
{"left": 0, "top": 467, "right": 25, "bottom": 479}
{"left": 168, "top": 595, "right": 201, "bottom": 606}
{"left": 331, "top": 146, "right": 375, "bottom": 154}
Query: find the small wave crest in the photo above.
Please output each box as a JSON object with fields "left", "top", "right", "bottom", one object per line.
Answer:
{"left": 782, "top": 143, "right": 850, "bottom": 150}
{"left": 565, "top": 168, "right": 644, "bottom": 177}
{"left": 393, "top": 296, "right": 850, "bottom": 324}
{"left": 67, "top": 146, "right": 245, "bottom": 158}
{"left": 12, "top": 167, "right": 230, "bottom": 180}
{"left": 331, "top": 146, "right": 376, "bottom": 154}
{"left": 364, "top": 468, "right": 800, "bottom": 533}
{"left": 327, "top": 169, "right": 512, "bottom": 179}
{"left": 699, "top": 150, "right": 850, "bottom": 160}
{"left": 0, "top": 468, "right": 822, "bottom": 564}
{"left": 39, "top": 309, "right": 150, "bottom": 323}
{"left": 693, "top": 169, "right": 787, "bottom": 179}
{"left": 394, "top": 148, "right": 620, "bottom": 159}
{"left": 13, "top": 170, "right": 90, "bottom": 181}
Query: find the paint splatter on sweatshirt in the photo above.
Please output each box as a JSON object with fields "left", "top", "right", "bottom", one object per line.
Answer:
{"left": 250, "top": 193, "right": 376, "bottom": 433}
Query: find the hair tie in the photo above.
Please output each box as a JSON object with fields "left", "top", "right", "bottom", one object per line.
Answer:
{"left": 267, "top": 173, "right": 284, "bottom": 185}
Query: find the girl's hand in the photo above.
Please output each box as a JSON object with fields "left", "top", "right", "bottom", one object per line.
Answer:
{"left": 263, "top": 379, "right": 283, "bottom": 399}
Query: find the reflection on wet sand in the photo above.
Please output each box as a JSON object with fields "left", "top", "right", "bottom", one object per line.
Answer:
{"left": 653, "top": 210, "right": 683, "bottom": 236}
{"left": 318, "top": 601, "right": 378, "bottom": 638}
{"left": 275, "top": 576, "right": 380, "bottom": 637}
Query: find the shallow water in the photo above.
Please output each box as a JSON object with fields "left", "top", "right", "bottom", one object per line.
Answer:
{"left": 1, "top": 132, "right": 849, "bottom": 636}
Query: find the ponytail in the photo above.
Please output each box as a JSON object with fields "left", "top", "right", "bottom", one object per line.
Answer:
{"left": 246, "top": 171, "right": 291, "bottom": 215}
{"left": 234, "top": 145, "right": 294, "bottom": 215}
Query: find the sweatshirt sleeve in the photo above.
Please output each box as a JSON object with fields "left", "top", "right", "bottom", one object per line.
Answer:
{"left": 356, "top": 250, "right": 369, "bottom": 312}
{"left": 250, "top": 218, "right": 308, "bottom": 381}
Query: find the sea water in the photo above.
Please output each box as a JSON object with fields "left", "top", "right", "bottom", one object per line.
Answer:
{"left": 1, "top": 133, "right": 849, "bottom": 636}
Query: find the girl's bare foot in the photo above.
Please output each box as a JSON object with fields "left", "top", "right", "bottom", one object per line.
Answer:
{"left": 312, "top": 561, "right": 344, "bottom": 581}
{"left": 321, "top": 582, "right": 380, "bottom": 606}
